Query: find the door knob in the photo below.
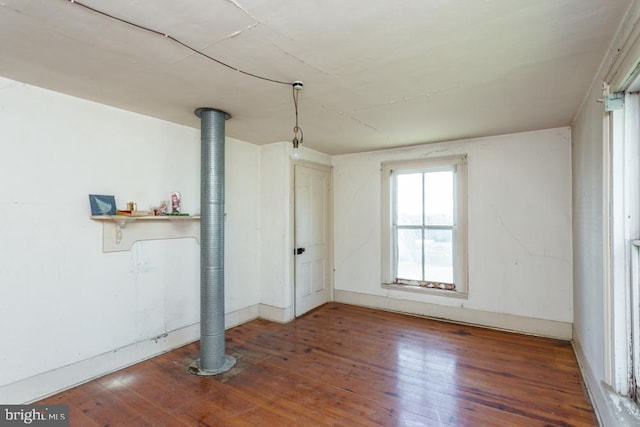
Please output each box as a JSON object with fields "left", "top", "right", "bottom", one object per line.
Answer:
{"left": 296, "top": 247, "right": 306, "bottom": 255}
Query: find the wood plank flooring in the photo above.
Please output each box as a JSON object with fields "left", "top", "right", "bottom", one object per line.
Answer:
{"left": 38, "top": 303, "right": 597, "bottom": 426}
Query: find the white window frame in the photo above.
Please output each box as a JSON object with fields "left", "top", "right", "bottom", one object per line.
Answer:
{"left": 607, "top": 89, "right": 640, "bottom": 403}
{"left": 381, "top": 155, "right": 468, "bottom": 296}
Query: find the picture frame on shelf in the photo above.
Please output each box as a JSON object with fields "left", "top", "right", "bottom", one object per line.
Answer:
{"left": 89, "top": 194, "right": 116, "bottom": 216}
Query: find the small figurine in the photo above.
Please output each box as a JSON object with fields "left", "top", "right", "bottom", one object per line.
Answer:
{"left": 159, "top": 200, "right": 168, "bottom": 215}
{"left": 171, "top": 192, "right": 181, "bottom": 214}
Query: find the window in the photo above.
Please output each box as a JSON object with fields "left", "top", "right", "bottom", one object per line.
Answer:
{"left": 609, "top": 89, "right": 640, "bottom": 405}
{"left": 382, "top": 155, "right": 468, "bottom": 295}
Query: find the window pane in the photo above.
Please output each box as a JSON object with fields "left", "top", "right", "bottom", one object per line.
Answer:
{"left": 396, "top": 228, "right": 422, "bottom": 280}
{"left": 424, "top": 171, "right": 453, "bottom": 226}
{"left": 396, "top": 173, "right": 422, "bottom": 225}
{"left": 424, "top": 229, "right": 453, "bottom": 283}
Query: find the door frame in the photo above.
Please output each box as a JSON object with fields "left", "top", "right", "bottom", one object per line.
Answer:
{"left": 289, "top": 159, "right": 334, "bottom": 316}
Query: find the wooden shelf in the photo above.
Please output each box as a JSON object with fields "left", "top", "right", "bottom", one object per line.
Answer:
{"left": 90, "top": 215, "right": 200, "bottom": 252}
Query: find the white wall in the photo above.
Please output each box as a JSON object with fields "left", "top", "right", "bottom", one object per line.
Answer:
{"left": 333, "top": 128, "right": 573, "bottom": 337}
{"left": 259, "top": 143, "right": 293, "bottom": 319}
{"left": 572, "top": 70, "right": 607, "bottom": 387}
{"left": 0, "top": 77, "right": 261, "bottom": 402}
{"left": 224, "top": 136, "right": 261, "bottom": 315}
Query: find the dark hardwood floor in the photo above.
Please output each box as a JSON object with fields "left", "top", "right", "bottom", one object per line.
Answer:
{"left": 38, "top": 303, "right": 597, "bottom": 426}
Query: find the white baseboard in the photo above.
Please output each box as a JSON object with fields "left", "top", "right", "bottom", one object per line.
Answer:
{"left": 227, "top": 304, "right": 259, "bottom": 328}
{"left": 572, "top": 327, "right": 640, "bottom": 427}
{"left": 258, "top": 303, "right": 294, "bottom": 323}
{"left": 0, "top": 305, "right": 260, "bottom": 404}
{"left": 334, "top": 289, "right": 572, "bottom": 339}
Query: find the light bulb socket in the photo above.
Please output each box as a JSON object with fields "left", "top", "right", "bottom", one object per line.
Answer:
{"left": 292, "top": 81, "right": 304, "bottom": 90}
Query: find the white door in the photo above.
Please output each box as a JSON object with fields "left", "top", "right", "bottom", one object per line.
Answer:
{"left": 294, "top": 163, "right": 331, "bottom": 316}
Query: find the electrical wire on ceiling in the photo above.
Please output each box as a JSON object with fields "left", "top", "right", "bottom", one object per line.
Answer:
{"left": 68, "top": 0, "right": 305, "bottom": 155}
{"left": 68, "top": 0, "right": 293, "bottom": 86}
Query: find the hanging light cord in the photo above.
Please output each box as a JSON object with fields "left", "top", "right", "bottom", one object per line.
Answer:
{"left": 68, "top": 0, "right": 292, "bottom": 86}
{"left": 292, "top": 85, "right": 303, "bottom": 146}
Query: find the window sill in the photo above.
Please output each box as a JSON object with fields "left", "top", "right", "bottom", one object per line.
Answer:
{"left": 382, "top": 283, "right": 468, "bottom": 299}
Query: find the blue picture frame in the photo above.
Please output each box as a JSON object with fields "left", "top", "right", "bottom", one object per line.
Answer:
{"left": 89, "top": 194, "right": 116, "bottom": 216}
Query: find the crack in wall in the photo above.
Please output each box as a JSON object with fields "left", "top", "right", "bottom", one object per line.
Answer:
{"left": 319, "top": 103, "right": 388, "bottom": 138}
{"left": 495, "top": 211, "right": 570, "bottom": 265}
{"left": 348, "top": 85, "right": 460, "bottom": 113}
{"left": 270, "top": 42, "right": 339, "bottom": 78}
{"left": 0, "top": 2, "right": 24, "bottom": 14}
{"left": 337, "top": 229, "right": 375, "bottom": 270}
{"left": 339, "top": 166, "right": 380, "bottom": 223}
{"left": 419, "top": 147, "right": 451, "bottom": 158}
{"left": 218, "top": 22, "right": 259, "bottom": 42}
{"left": 224, "top": 0, "right": 295, "bottom": 42}
{"left": 339, "top": 111, "right": 386, "bottom": 136}
{"left": 225, "top": 0, "right": 263, "bottom": 24}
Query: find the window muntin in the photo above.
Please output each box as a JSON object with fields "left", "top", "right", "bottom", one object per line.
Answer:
{"left": 382, "top": 156, "right": 467, "bottom": 295}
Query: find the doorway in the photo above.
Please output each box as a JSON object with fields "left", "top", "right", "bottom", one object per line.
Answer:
{"left": 293, "top": 162, "right": 332, "bottom": 316}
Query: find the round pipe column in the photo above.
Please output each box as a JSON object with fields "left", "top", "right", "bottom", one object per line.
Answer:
{"left": 189, "top": 107, "right": 236, "bottom": 376}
